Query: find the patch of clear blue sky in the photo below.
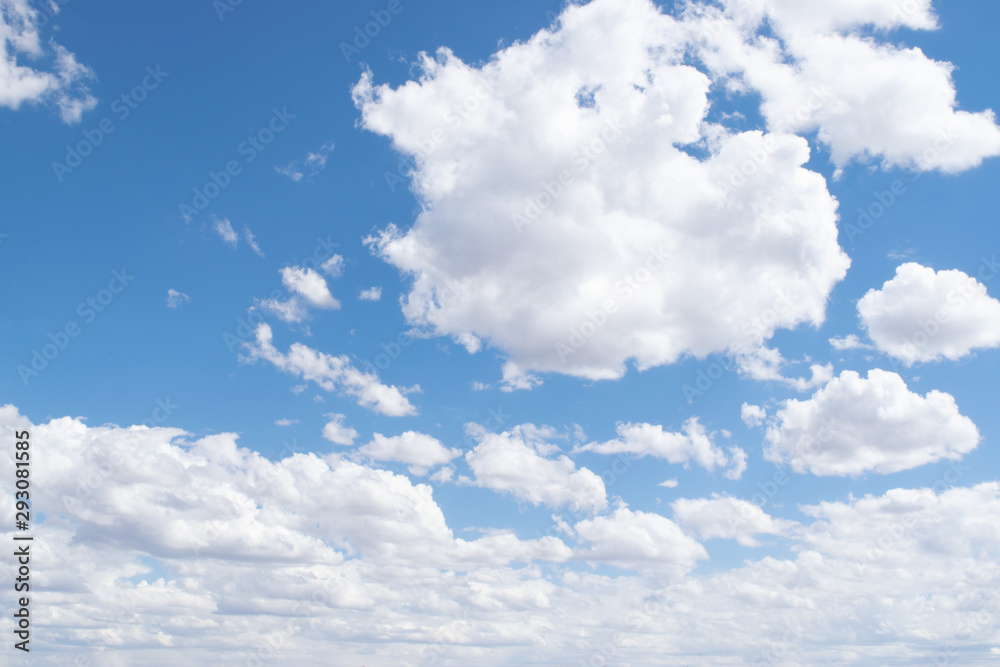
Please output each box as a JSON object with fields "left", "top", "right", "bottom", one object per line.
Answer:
{"left": 1, "top": 0, "right": 998, "bottom": 563}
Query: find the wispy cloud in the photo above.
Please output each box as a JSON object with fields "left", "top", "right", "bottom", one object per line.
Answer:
{"left": 276, "top": 140, "right": 335, "bottom": 182}
{"left": 166, "top": 289, "right": 190, "bottom": 309}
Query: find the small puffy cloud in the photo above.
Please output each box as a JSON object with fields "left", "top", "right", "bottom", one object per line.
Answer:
{"left": 829, "top": 334, "right": 872, "bottom": 351}
{"left": 858, "top": 262, "right": 1000, "bottom": 365}
{"left": 574, "top": 418, "right": 744, "bottom": 478}
{"left": 573, "top": 506, "right": 708, "bottom": 573}
{"left": 256, "top": 297, "right": 309, "bottom": 324}
{"left": 281, "top": 266, "right": 340, "bottom": 309}
{"left": 740, "top": 403, "right": 766, "bottom": 428}
{"left": 734, "top": 346, "right": 834, "bottom": 392}
{"left": 357, "top": 431, "right": 461, "bottom": 475}
{"left": 259, "top": 266, "right": 341, "bottom": 323}
{"left": 659, "top": 478, "right": 679, "bottom": 489}
{"left": 166, "top": 289, "right": 190, "bottom": 309}
{"left": 0, "top": 1, "right": 97, "bottom": 123}
{"left": 276, "top": 140, "right": 335, "bottom": 182}
{"left": 724, "top": 446, "right": 747, "bottom": 480}
{"left": 321, "top": 254, "right": 345, "bottom": 277}
{"left": 672, "top": 495, "right": 799, "bottom": 547}
{"left": 430, "top": 467, "right": 454, "bottom": 484}
{"left": 274, "top": 418, "right": 299, "bottom": 426}
{"left": 244, "top": 323, "right": 418, "bottom": 417}
{"left": 359, "top": 286, "right": 383, "bottom": 302}
{"left": 764, "top": 369, "right": 980, "bottom": 476}
{"left": 465, "top": 424, "right": 607, "bottom": 513}
{"left": 321, "top": 413, "right": 359, "bottom": 445}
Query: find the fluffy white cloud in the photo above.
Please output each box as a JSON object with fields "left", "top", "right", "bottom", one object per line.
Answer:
{"left": 355, "top": 0, "right": 851, "bottom": 386}
{"left": 741, "top": 402, "right": 767, "bottom": 427}
{"left": 764, "top": 369, "right": 980, "bottom": 475}
{"left": 799, "top": 482, "right": 1000, "bottom": 564}
{"left": 572, "top": 506, "right": 707, "bottom": 574}
{"left": 356, "top": 431, "right": 461, "bottom": 475}
{"left": 243, "top": 323, "right": 418, "bottom": 416}
{"left": 733, "top": 346, "right": 836, "bottom": 392}
{"left": 4, "top": 405, "right": 1000, "bottom": 664}
{"left": 574, "top": 418, "right": 745, "bottom": 479}
{"left": 857, "top": 262, "right": 1000, "bottom": 364}
{"left": 0, "top": 0, "right": 97, "bottom": 122}
{"left": 358, "top": 286, "right": 383, "bottom": 302}
{"left": 672, "top": 495, "right": 799, "bottom": 547}
{"left": 321, "top": 413, "right": 358, "bottom": 445}
{"left": 257, "top": 265, "right": 342, "bottom": 323}
{"left": 464, "top": 424, "right": 607, "bottom": 512}
{"left": 829, "top": 333, "right": 873, "bottom": 351}
{"left": 354, "top": 0, "right": 1000, "bottom": 387}
{"left": 688, "top": 0, "right": 1000, "bottom": 173}
{"left": 281, "top": 266, "right": 340, "bottom": 309}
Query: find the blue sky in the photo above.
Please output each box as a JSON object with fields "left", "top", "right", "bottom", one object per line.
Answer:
{"left": 2, "top": 0, "right": 1000, "bottom": 664}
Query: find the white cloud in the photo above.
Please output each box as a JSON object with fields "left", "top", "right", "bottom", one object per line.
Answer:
{"left": 276, "top": 140, "right": 335, "bottom": 182}
{"left": 321, "top": 254, "right": 345, "bottom": 277}
{"left": 166, "top": 289, "right": 190, "bottom": 309}
{"left": 672, "top": 495, "right": 799, "bottom": 547}
{"left": 764, "top": 369, "right": 980, "bottom": 476}
{"left": 0, "top": 0, "right": 97, "bottom": 123}
{"left": 740, "top": 402, "right": 767, "bottom": 427}
{"left": 356, "top": 431, "right": 461, "bottom": 475}
{"left": 275, "top": 163, "right": 303, "bottom": 182}
{"left": 280, "top": 266, "right": 340, "bottom": 309}
{"left": 733, "top": 346, "right": 835, "bottom": 391}
{"left": 659, "top": 478, "right": 678, "bottom": 489}
{"left": 355, "top": 0, "right": 851, "bottom": 386}
{"left": 243, "top": 323, "right": 419, "bottom": 417}
{"left": 358, "top": 286, "right": 383, "bottom": 302}
{"left": 464, "top": 424, "right": 607, "bottom": 513}
{"left": 211, "top": 217, "right": 264, "bottom": 256}
{"left": 243, "top": 227, "right": 264, "bottom": 256}
{"left": 829, "top": 333, "right": 873, "bottom": 351}
{"left": 4, "top": 405, "right": 1000, "bottom": 663}
{"left": 213, "top": 217, "right": 238, "bottom": 247}
{"left": 858, "top": 262, "right": 1000, "bottom": 365}
{"left": 724, "top": 446, "right": 747, "bottom": 480}
{"left": 274, "top": 418, "right": 299, "bottom": 426}
{"left": 798, "top": 482, "right": 1000, "bottom": 567}
{"left": 688, "top": 1, "right": 1000, "bottom": 174}
{"left": 572, "top": 506, "right": 708, "bottom": 574}
{"left": 323, "top": 413, "right": 358, "bottom": 445}
{"left": 256, "top": 297, "right": 309, "bottom": 324}
{"left": 321, "top": 413, "right": 358, "bottom": 445}
{"left": 430, "top": 466, "right": 454, "bottom": 484}
{"left": 258, "top": 265, "right": 342, "bottom": 323}
{"left": 574, "top": 418, "right": 744, "bottom": 478}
